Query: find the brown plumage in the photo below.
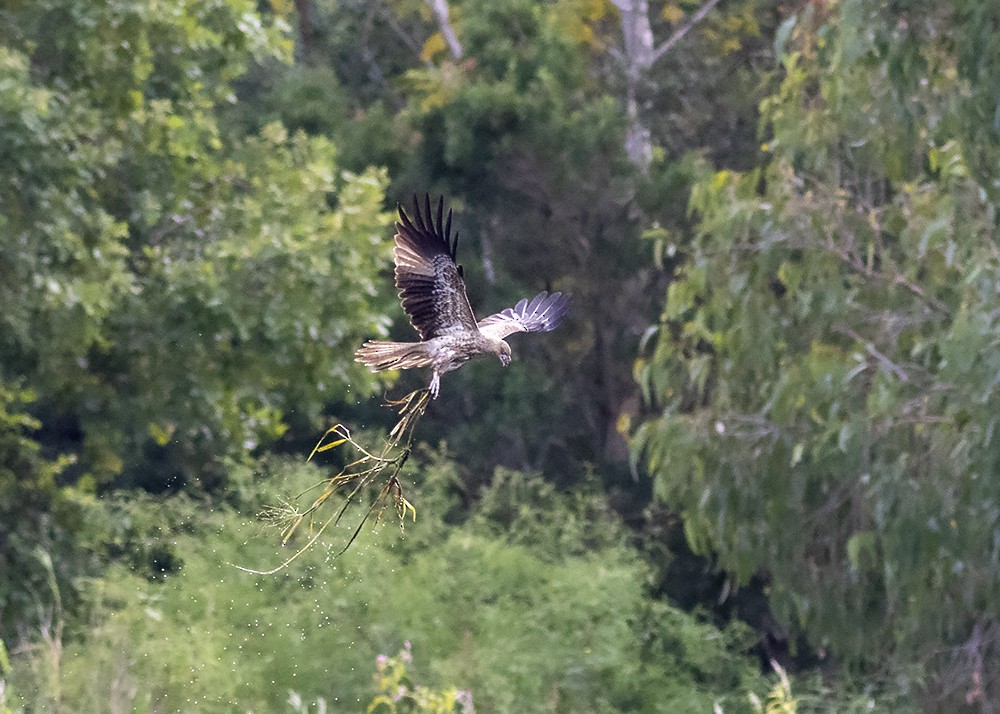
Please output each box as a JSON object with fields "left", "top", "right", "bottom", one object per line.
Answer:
{"left": 355, "top": 195, "right": 570, "bottom": 398}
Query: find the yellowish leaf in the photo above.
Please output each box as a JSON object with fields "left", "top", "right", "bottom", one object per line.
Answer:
{"left": 661, "top": 3, "right": 684, "bottom": 23}
{"left": 315, "top": 438, "right": 347, "bottom": 453}
{"left": 267, "top": 0, "right": 295, "bottom": 19}
{"left": 420, "top": 32, "right": 447, "bottom": 62}
{"left": 148, "top": 422, "right": 175, "bottom": 447}
{"left": 616, "top": 411, "right": 632, "bottom": 435}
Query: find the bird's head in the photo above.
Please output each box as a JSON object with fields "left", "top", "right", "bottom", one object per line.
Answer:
{"left": 496, "top": 341, "right": 512, "bottom": 367}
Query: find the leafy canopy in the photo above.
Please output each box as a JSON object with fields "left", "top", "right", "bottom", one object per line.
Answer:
{"left": 635, "top": 0, "right": 1000, "bottom": 699}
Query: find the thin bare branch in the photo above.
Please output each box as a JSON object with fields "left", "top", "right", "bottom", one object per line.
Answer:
{"left": 651, "top": 0, "right": 724, "bottom": 65}
{"left": 376, "top": 3, "right": 426, "bottom": 62}
{"left": 834, "top": 325, "right": 911, "bottom": 383}
{"left": 238, "top": 388, "right": 432, "bottom": 573}
{"left": 427, "top": 0, "right": 463, "bottom": 60}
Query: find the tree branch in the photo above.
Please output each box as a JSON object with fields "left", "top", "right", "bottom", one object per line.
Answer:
{"left": 376, "top": 3, "right": 425, "bottom": 62}
{"left": 651, "top": 0, "right": 724, "bottom": 65}
{"left": 427, "top": 0, "right": 463, "bottom": 60}
{"left": 834, "top": 325, "right": 910, "bottom": 383}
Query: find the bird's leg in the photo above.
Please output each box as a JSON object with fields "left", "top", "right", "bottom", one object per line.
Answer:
{"left": 428, "top": 372, "right": 440, "bottom": 399}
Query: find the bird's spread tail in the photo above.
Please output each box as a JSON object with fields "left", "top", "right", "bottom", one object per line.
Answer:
{"left": 354, "top": 341, "right": 434, "bottom": 372}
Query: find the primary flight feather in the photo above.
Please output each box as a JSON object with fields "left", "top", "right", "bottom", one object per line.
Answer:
{"left": 355, "top": 195, "right": 570, "bottom": 398}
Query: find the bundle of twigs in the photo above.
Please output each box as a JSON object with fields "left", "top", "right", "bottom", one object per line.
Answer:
{"left": 237, "top": 388, "right": 431, "bottom": 575}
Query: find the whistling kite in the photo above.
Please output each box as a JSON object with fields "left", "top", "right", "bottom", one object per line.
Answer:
{"left": 355, "top": 196, "right": 570, "bottom": 398}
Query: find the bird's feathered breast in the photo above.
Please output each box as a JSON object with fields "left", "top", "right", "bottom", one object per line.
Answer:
{"left": 394, "top": 196, "right": 479, "bottom": 341}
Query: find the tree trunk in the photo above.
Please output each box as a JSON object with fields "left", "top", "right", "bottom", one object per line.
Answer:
{"left": 612, "top": 0, "right": 655, "bottom": 170}
{"left": 613, "top": 0, "right": 725, "bottom": 170}
{"left": 427, "top": 0, "right": 463, "bottom": 60}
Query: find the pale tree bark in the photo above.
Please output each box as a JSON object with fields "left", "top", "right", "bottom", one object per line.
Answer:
{"left": 427, "top": 0, "right": 463, "bottom": 60}
{"left": 612, "top": 0, "right": 725, "bottom": 170}
{"left": 612, "top": 0, "right": 655, "bottom": 170}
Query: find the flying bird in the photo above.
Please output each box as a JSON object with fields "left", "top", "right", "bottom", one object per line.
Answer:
{"left": 355, "top": 196, "right": 570, "bottom": 398}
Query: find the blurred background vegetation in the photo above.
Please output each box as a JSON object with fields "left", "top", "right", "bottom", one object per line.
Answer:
{"left": 1, "top": 0, "right": 998, "bottom": 711}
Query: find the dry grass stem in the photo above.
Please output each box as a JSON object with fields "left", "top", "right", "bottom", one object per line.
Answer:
{"left": 235, "top": 388, "right": 431, "bottom": 575}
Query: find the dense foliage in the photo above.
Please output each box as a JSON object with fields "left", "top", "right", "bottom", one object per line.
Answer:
{"left": 4, "top": 459, "right": 768, "bottom": 712}
{"left": 635, "top": 0, "right": 1000, "bottom": 708}
{"left": 0, "top": 0, "right": 391, "bottom": 639}
{"left": 1, "top": 0, "right": 997, "bottom": 711}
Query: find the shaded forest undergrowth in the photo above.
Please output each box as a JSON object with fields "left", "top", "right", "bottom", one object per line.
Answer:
{"left": 1, "top": 447, "right": 899, "bottom": 713}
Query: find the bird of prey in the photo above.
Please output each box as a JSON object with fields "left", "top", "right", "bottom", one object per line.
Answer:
{"left": 355, "top": 196, "right": 570, "bottom": 398}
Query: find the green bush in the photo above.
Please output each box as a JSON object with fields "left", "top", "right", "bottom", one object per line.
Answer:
{"left": 6, "top": 456, "right": 767, "bottom": 712}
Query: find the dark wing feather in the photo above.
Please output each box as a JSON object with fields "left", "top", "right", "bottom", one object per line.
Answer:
{"left": 477, "top": 291, "right": 570, "bottom": 341}
{"left": 394, "top": 195, "right": 478, "bottom": 340}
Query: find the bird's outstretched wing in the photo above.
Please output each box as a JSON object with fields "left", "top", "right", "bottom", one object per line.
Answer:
{"left": 394, "top": 195, "right": 479, "bottom": 340}
{"left": 477, "top": 291, "right": 570, "bottom": 341}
